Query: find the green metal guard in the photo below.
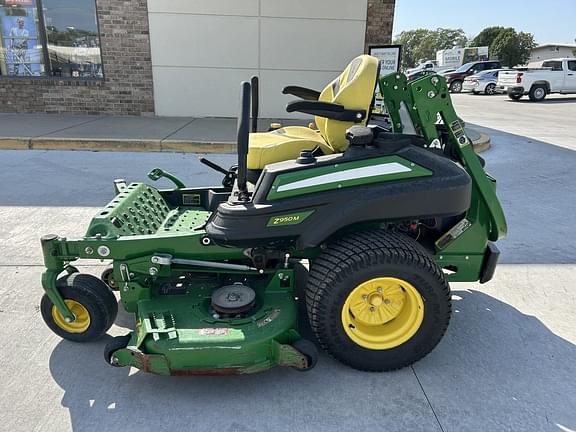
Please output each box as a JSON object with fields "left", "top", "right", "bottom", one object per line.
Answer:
{"left": 380, "top": 72, "right": 507, "bottom": 281}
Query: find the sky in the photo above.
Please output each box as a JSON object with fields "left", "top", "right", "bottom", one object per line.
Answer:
{"left": 42, "top": 0, "right": 98, "bottom": 33}
{"left": 393, "top": 0, "right": 576, "bottom": 45}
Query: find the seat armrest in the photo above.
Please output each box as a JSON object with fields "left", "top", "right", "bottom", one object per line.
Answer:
{"left": 286, "top": 100, "right": 366, "bottom": 123}
{"left": 282, "top": 86, "right": 321, "bottom": 101}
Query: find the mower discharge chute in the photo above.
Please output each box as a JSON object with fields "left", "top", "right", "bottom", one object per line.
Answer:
{"left": 40, "top": 55, "right": 506, "bottom": 375}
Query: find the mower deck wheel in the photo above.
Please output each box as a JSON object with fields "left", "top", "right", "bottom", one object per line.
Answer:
{"left": 41, "top": 273, "right": 118, "bottom": 342}
{"left": 292, "top": 339, "right": 319, "bottom": 371}
{"left": 104, "top": 334, "right": 132, "bottom": 366}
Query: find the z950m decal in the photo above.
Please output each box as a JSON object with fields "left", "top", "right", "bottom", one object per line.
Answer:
{"left": 266, "top": 211, "right": 315, "bottom": 227}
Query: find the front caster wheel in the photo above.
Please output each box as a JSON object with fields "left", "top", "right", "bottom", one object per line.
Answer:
{"left": 104, "top": 334, "right": 132, "bottom": 366}
{"left": 306, "top": 230, "right": 451, "bottom": 372}
{"left": 41, "top": 273, "right": 118, "bottom": 342}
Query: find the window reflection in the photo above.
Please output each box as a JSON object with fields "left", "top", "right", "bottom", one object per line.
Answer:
{"left": 43, "top": 0, "right": 102, "bottom": 78}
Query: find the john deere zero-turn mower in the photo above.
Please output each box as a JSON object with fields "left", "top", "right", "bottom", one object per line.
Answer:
{"left": 40, "top": 55, "right": 506, "bottom": 374}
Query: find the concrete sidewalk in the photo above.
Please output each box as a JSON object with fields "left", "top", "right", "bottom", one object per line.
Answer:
{"left": 0, "top": 113, "right": 300, "bottom": 153}
{"left": 0, "top": 112, "right": 491, "bottom": 154}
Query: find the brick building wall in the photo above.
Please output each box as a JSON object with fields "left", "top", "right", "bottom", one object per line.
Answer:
{"left": 0, "top": 0, "right": 154, "bottom": 115}
{"left": 0, "top": 0, "right": 395, "bottom": 115}
{"left": 365, "top": 0, "right": 396, "bottom": 50}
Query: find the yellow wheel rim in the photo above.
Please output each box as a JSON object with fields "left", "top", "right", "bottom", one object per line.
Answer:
{"left": 51, "top": 299, "right": 91, "bottom": 334}
{"left": 341, "top": 277, "right": 424, "bottom": 350}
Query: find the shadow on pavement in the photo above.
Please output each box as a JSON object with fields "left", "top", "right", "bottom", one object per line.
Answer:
{"left": 48, "top": 288, "right": 576, "bottom": 432}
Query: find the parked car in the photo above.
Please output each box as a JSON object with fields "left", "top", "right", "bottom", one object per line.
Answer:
{"left": 436, "top": 68, "right": 456, "bottom": 76}
{"left": 406, "top": 60, "right": 437, "bottom": 76}
{"left": 407, "top": 69, "right": 436, "bottom": 81}
{"left": 497, "top": 58, "right": 576, "bottom": 101}
{"left": 444, "top": 60, "right": 502, "bottom": 93}
{"left": 463, "top": 69, "right": 513, "bottom": 95}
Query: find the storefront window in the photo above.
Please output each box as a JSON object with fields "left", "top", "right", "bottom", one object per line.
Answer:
{"left": 43, "top": 0, "right": 102, "bottom": 78}
{"left": 0, "top": 0, "right": 102, "bottom": 78}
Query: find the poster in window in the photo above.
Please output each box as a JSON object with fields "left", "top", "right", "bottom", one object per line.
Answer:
{"left": 0, "top": 1, "right": 44, "bottom": 76}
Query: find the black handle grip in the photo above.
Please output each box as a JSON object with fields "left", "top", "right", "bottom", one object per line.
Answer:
{"left": 282, "top": 86, "right": 321, "bottom": 101}
{"left": 251, "top": 76, "right": 259, "bottom": 133}
{"left": 237, "top": 81, "right": 251, "bottom": 198}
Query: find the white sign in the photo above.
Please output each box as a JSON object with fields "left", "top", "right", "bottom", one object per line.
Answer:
{"left": 436, "top": 46, "right": 489, "bottom": 68}
{"left": 369, "top": 45, "right": 402, "bottom": 77}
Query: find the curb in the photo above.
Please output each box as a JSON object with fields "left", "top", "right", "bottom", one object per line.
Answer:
{"left": 1, "top": 134, "right": 489, "bottom": 154}
{"left": 0, "top": 137, "right": 236, "bottom": 154}
{"left": 472, "top": 133, "right": 491, "bottom": 154}
{"left": 31, "top": 138, "right": 162, "bottom": 152}
{"left": 161, "top": 140, "right": 235, "bottom": 153}
{"left": 0, "top": 137, "right": 29, "bottom": 150}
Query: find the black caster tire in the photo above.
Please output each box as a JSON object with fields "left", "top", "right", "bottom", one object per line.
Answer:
{"left": 292, "top": 339, "right": 319, "bottom": 371}
{"left": 101, "top": 267, "right": 119, "bottom": 291}
{"left": 508, "top": 93, "right": 523, "bottom": 101}
{"left": 104, "top": 334, "right": 132, "bottom": 366}
{"left": 41, "top": 273, "right": 118, "bottom": 343}
{"left": 306, "top": 230, "right": 451, "bottom": 372}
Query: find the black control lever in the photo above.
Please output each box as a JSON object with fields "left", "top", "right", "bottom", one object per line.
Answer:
{"left": 199, "top": 157, "right": 237, "bottom": 188}
{"left": 199, "top": 157, "right": 229, "bottom": 175}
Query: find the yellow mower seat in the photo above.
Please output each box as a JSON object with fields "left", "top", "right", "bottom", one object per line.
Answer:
{"left": 247, "top": 55, "right": 379, "bottom": 170}
{"left": 247, "top": 126, "right": 334, "bottom": 170}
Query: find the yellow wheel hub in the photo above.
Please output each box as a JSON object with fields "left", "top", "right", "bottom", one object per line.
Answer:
{"left": 51, "top": 299, "right": 91, "bottom": 333}
{"left": 341, "top": 277, "right": 424, "bottom": 350}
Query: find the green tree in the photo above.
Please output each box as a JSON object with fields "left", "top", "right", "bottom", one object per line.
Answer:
{"left": 393, "top": 28, "right": 468, "bottom": 68}
{"left": 470, "top": 26, "right": 506, "bottom": 49}
{"left": 491, "top": 29, "right": 536, "bottom": 66}
{"left": 394, "top": 29, "right": 433, "bottom": 69}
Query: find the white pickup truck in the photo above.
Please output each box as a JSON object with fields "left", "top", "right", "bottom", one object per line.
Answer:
{"left": 497, "top": 58, "right": 576, "bottom": 101}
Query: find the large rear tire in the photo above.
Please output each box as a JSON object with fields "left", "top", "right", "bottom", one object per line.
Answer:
{"left": 305, "top": 230, "right": 451, "bottom": 371}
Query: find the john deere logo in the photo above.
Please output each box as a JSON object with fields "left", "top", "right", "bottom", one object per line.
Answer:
{"left": 267, "top": 211, "right": 314, "bottom": 227}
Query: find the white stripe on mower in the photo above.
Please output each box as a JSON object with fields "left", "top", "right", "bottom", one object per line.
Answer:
{"left": 277, "top": 162, "right": 411, "bottom": 192}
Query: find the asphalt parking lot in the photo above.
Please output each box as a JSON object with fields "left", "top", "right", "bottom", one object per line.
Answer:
{"left": 1, "top": 94, "right": 575, "bottom": 432}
